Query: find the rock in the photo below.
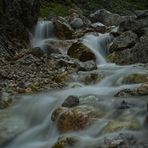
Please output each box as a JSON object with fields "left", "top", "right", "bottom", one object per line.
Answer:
{"left": 70, "top": 17, "right": 84, "bottom": 29}
{"left": 30, "top": 47, "right": 44, "bottom": 57}
{"left": 51, "top": 105, "right": 102, "bottom": 133}
{"left": 67, "top": 42, "right": 96, "bottom": 62}
{"left": 0, "top": 92, "right": 12, "bottom": 109}
{"left": 115, "top": 83, "right": 148, "bottom": 97}
{"left": 77, "top": 60, "right": 97, "bottom": 71}
{"left": 116, "top": 100, "right": 132, "bottom": 109}
{"left": 62, "top": 96, "right": 79, "bottom": 108}
{"left": 53, "top": 18, "right": 74, "bottom": 39}
{"left": 122, "top": 73, "right": 148, "bottom": 84}
{"left": 118, "top": 15, "right": 148, "bottom": 36}
{"left": 77, "top": 71, "right": 105, "bottom": 85}
{"left": 90, "top": 9, "right": 134, "bottom": 26}
{"left": 103, "top": 112, "right": 141, "bottom": 133}
{"left": 52, "top": 136, "right": 79, "bottom": 148}
{"left": 91, "top": 22, "right": 107, "bottom": 33}
{"left": 109, "top": 31, "right": 138, "bottom": 53}
{"left": 107, "top": 35, "right": 148, "bottom": 64}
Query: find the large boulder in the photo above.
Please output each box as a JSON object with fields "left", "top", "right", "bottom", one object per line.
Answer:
{"left": 108, "top": 35, "right": 148, "bottom": 64}
{"left": 90, "top": 9, "right": 135, "bottom": 26}
{"left": 51, "top": 105, "right": 102, "bottom": 133}
{"left": 70, "top": 17, "right": 84, "bottom": 29}
{"left": 122, "top": 73, "right": 148, "bottom": 84}
{"left": 53, "top": 17, "right": 74, "bottom": 39}
{"left": 67, "top": 41, "right": 96, "bottom": 62}
{"left": 109, "top": 31, "right": 138, "bottom": 53}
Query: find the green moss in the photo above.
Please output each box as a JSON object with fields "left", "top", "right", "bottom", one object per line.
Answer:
{"left": 40, "top": 2, "right": 70, "bottom": 18}
{"left": 112, "top": 0, "right": 148, "bottom": 13}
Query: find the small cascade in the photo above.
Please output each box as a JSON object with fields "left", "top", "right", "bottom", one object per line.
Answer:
{"left": 30, "top": 21, "right": 54, "bottom": 48}
{"left": 83, "top": 33, "right": 113, "bottom": 65}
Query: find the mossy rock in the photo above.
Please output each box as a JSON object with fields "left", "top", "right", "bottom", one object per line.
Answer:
{"left": 122, "top": 73, "right": 148, "bottom": 84}
{"left": 68, "top": 42, "right": 96, "bottom": 62}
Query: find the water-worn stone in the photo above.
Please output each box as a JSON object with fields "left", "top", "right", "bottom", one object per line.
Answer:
{"left": 0, "top": 92, "right": 12, "bottom": 109}
{"left": 52, "top": 136, "right": 79, "bottom": 148}
{"left": 51, "top": 105, "right": 102, "bottom": 133}
{"left": 103, "top": 112, "right": 141, "bottom": 133}
{"left": 109, "top": 31, "right": 138, "bottom": 53}
{"left": 62, "top": 96, "right": 79, "bottom": 108}
{"left": 107, "top": 35, "right": 148, "bottom": 64}
{"left": 78, "top": 60, "right": 97, "bottom": 71}
{"left": 90, "top": 9, "right": 135, "bottom": 26}
{"left": 53, "top": 18, "right": 74, "bottom": 39}
{"left": 122, "top": 73, "right": 148, "bottom": 84}
{"left": 115, "top": 82, "right": 148, "bottom": 97}
{"left": 67, "top": 42, "right": 95, "bottom": 62}
{"left": 70, "top": 17, "right": 84, "bottom": 29}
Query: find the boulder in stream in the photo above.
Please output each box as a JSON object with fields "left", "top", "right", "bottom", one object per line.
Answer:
{"left": 53, "top": 17, "right": 74, "bottom": 39}
{"left": 67, "top": 41, "right": 96, "bottom": 62}
{"left": 51, "top": 105, "right": 102, "bottom": 133}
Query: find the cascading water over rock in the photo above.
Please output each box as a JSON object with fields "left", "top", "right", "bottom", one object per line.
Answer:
{"left": 30, "top": 21, "right": 55, "bottom": 48}
{"left": 82, "top": 33, "right": 113, "bottom": 64}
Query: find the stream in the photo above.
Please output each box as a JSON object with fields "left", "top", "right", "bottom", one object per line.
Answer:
{"left": 4, "top": 20, "right": 148, "bottom": 148}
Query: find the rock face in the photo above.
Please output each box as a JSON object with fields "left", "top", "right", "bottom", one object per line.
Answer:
{"left": 0, "top": 0, "right": 40, "bottom": 58}
{"left": 53, "top": 18, "right": 74, "bottom": 39}
{"left": 51, "top": 105, "right": 101, "bottom": 133}
{"left": 70, "top": 18, "right": 84, "bottom": 29}
{"left": 108, "top": 35, "right": 148, "bottom": 64}
{"left": 67, "top": 41, "right": 96, "bottom": 62}
{"left": 122, "top": 73, "right": 148, "bottom": 84}
{"left": 109, "top": 31, "right": 138, "bottom": 53}
{"left": 90, "top": 9, "right": 135, "bottom": 26}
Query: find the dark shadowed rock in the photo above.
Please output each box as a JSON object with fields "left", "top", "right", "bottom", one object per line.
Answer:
{"left": 67, "top": 41, "right": 96, "bottom": 62}
{"left": 62, "top": 96, "right": 79, "bottom": 108}
{"left": 109, "top": 31, "right": 138, "bottom": 53}
{"left": 53, "top": 18, "right": 74, "bottom": 39}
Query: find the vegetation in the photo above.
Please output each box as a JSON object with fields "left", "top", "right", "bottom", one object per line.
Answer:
{"left": 40, "top": 0, "right": 148, "bottom": 17}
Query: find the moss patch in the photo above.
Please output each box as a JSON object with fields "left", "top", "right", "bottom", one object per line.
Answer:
{"left": 40, "top": 2, "right": 70, "bottom": 17}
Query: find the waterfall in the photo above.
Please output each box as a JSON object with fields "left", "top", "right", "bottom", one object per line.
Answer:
{"left": 83, "top": 33, "right": 113, "bottom": 65}
{"left": 30, "top": 21, "right": 54, "bottom": 48}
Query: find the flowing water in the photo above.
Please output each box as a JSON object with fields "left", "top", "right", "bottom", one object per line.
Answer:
{"left": 4, "top": 21, "right": 148, "bottom": 148}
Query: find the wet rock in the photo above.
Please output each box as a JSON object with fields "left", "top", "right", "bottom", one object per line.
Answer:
{"left": 77, "top": 71, "right": 105, "bottom": 85}
{"left": 107, "top": 35, "right": 148, "bottom": 64}
{"left": 62, "top": 96, "right": 79, "bottom": 108}
{"left": 118, "top": 15, "right": 148, "bottom": 36}
{"left": 67, "top": 42, "right": 96, "bottom": 62}
{"left": 91, "top": 22, "right": 107, "bottom": 33}
{"left": 70, "top": 17, "right": 84, "bottom": 29}
{"left": 116, "top": 100, "right": 132, "bottom": 109}
{"left": 90, "top": 9, "right": 135, "bottom": 26}
{"left": 0, "top": 92, "right": 12, "bottom": 109}
{"left": 53, "top": 18, "right": 74, "bottom": 39}
{"left": 102, "top": 133, "right": 142, "bottom": 148}
{"left": 29, "top": 47, "right": 44, "bottom": 57}
{"left": 78, "top": 60, "right": 97, "bottom": 71}
{"left": 109, "top": 31, "right": 138, "bottom": 53}
{"left": 122, "top": 73, "right": 148, "bottom": 84}
{"left": 115, "top": 83, "right": 148, "bottom": 97}
{"left": 103, "top": 112, "right": 141, "bottom": 133}
{"left": 52, "top": 136, "right": 79, "bottom": 148}
{"left": 51, "top": 105, "right": 102, "bottom": 133}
